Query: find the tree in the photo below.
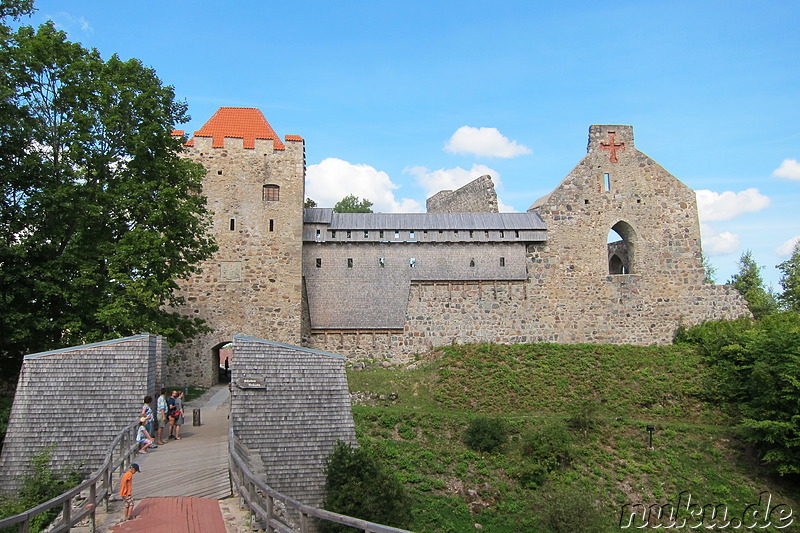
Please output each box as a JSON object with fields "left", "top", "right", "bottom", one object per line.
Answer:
{"left": 333, "top": 194, "right": 373, "bottom": 213}
{"left": 303, "top": 197, "right": 317, "bottom": 208}
{"left": 777, "top": 241, "right": 800, "bottom": 312}
{"left": 0, "top": 17, "right": 216, "bottom": 372}
{"left": 321, "top": 441, "right": 410, "bottom": 532}
{"left": 727, "top": 251, "right": 777, "bottom": 319}
{"left": 701, "top": 253, "right": 717, "bottom": 284}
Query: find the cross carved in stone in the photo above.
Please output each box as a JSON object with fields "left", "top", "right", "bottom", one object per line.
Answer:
{"left": 600, "top": 131, "right": 625, "bottom": 163}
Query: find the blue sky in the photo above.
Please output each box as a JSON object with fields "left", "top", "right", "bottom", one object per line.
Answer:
{"left": 14, "top": 0, "right": 800, "bottom": 288}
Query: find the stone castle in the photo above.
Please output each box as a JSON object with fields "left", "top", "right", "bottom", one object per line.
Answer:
{"left": 171, "top": 107, "right": 748, "bottom": 385}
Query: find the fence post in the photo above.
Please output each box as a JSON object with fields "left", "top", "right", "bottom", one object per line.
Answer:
{"left": 89, "top": 482, "right": 97, "bottom": 533}
{"left": 62, "top": 496, "right": 71, "bottom": 530}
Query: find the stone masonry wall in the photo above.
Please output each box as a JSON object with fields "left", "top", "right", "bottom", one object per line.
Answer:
{"left": 426, "top": 175, "right": 499, "bottom": 213}
{"left": 171, "top": 135, "right": 306, "bottom": 386}
{"left": 305, "top": 126, "right": 750, "bottom": 362}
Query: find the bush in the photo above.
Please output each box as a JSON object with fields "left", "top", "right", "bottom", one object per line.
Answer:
{"left": 520, "top": 420, "right": 575, "bottom": 471}
{"left": 463, "top": 416, "right": 508, "bottom": 453}
{"left": 321, "top": 441, "right": 411, "bottom": 532}
{"left": 565, "top": 399, "right": 603, "bottom": 435}
{"left": 535, "top": 484, "right": 610, "bottom": 533}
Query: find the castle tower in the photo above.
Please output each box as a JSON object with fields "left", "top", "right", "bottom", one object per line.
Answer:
{"left": 172, "top": 108, "right": 305, "bottom": 385}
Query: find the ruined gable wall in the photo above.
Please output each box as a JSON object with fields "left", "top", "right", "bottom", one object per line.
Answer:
{"left": 171, "top": 136, "right": 306, "bottom": 386}
{"left": 426, "top": 175, "right": 499, "bottom": 213}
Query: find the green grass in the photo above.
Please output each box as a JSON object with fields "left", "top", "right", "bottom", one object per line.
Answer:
{"left": 347, "top": 343, "right": 800, "bottom": 532}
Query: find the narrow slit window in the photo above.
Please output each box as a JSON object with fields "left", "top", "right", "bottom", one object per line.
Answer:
{"left": 409, "top": 257, "right": 416, "bottom": 268}
{"left": 379, "top": 257, "right": 385, "bottom": 268}
{"left": 269, "top": 219, "right": 274, "bottom": 232}
{"left": 499, "top": 230, "right": 505, "bottom": 238}
{"left": 469, "top": 259, "right": 475, "bottom": 267}
{"left": 409, "top": 231, "right": 416, "bottom": 239}
{"left": 331, "top": 230, "right": 336, "bottom": 238}
{"left": 263, "top": 184, "right": 280, "bottom": 201}
{"left": 315, "top": 258, "right": 322, "bottom": 268}
{"left": 604, "top": 173, "right": 610, "bottom": 191}
{"left": 346, "top": 231, "right": 352, "bottom": 239}
{"left": 364, "top": 231, "right": 369, "bottom": 238}
{"left": 484, "top": 231, "right": 489, "bottom": 239}
{"left": 347, "top": 258, "right": 353, "bottom": 268}
{"left": 500, "top": 257, "right": 506, "bottom": 267}
{"left": 229, "top": 218, "right": 235, "bottom": 231}
{"left": 379, "top": 230, "right": 384, "bottom": 239}
{"left": 469, "top": 231, "right": 474, "bottom": 238}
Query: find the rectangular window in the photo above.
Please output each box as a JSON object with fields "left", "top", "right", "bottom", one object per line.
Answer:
{"left": 485, "top": 231, "right": 489, "bottom": 238}
{"left": 454, "top": 230, "right": 459, "bottom": 237}
{"left": 469, "top": 231, "right": 474, "bottom": 238}
{"left": 229, "top": 218, "right": 235, "bottom": 231}
{"left": 347, "top": 258, "right": 353, "bottom": 268}
{"left": 269, "top": 219, "right": 274, "bottom": 232}
{"left": 379, "top": 230, "right": 384, "bottom": 239}
{"left": 364, "top": 231, "right": 369, "bottom": 238}
{"left": 604, "top": 173, "right": 610, "bottom": 191}
{"left": 315, "top": 229, "right": 321, "bottom": 239}
{"left": 409, "top": 257, "right": 416, "bottom": 268}
{"left": 394, "top": 231, "right": 400, "bottom": 239}
{"left": 331, "top": 230, "right": 337, "bottom": 238}
{"left": 409, "top": 231, "right": 416, "bottom": 239}
{"left": 316, "top": 258, "right": 322, "bottom": 268}
{"left": 500, "top": 257, "right": 506, "bottom": 267}
{"left": 347, "top": 231, "right": 352, "bottom": 239}
{"left": 514, "top": 230, "right": 519, "bottom": 238}
{"left": 499, "top": 230, "right": 505, "bottom": 238}
{"left": 379, "top": 257, "right": 385, "bottom": 268}
{"left": 263, "top": 184, "right": 280, "bottom": 201}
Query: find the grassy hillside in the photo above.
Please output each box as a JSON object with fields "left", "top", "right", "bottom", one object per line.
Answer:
{"left": 346, "top": 344, "right": 800, "bottom": 532}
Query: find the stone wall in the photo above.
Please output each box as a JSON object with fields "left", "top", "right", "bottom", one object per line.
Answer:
{"left": 171, "top": 133, "right": 306, "bottom": 386}
{"left": 426, "top": 175, "right": 499, "bottom": 213}
{"left": 229, "top": 335, "right": 357, "bottom": 510}
{"left": 0, "top": 334, "right": 164, "bottom": 494}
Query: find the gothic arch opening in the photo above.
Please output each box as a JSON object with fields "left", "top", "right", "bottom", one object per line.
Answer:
{"left": 211, "top": 341, "right": 233, "bottom": 384}
{"left": 607, "top": 221, "right": 636, "bottom": 275}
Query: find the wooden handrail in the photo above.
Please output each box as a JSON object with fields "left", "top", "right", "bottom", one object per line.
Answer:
{"left": 228, "top": 427, "right": 412, "bottom": 533}
{"left": 0, "top": 420, "right": 141, "bottom": 533}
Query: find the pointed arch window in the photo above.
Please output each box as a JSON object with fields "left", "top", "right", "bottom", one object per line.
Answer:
{"left": 607, "top": 221, "right": 636, "bottom": 275}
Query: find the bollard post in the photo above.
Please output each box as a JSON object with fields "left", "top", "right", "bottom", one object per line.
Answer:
{"left": 193, "top": 408, "right": 201, "bottom": 426}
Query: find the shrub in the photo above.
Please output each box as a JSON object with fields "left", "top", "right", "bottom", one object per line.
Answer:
{"left": 565, "top": 399, "right": 603, "bottom": 435}
{"left": 536, "top": 484, "right": 610, "bottom": 533}
{"left": 520, "top": 420, "right": 575, "bottom": 471}
{"left": 321, "top": 441, "right": 411, "bottom": 532}
{"left": 463, "top": 416, "right": 508, "bottom": 453}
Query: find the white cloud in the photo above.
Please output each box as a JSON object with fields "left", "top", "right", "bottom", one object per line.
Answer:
{"left": 49, "top": 12, "right": 93, "bottom": 33}
{"left": 773, "top": 158, "right": 800, "bottom": 181}
{"left": 305, "top": 158, "right": 422, "bottom": 213}
{"left": 404, "top": 164, "right": 501, "bottom": 197}
{"left": 695, "top": 188, "right": 771, "bottom": 221}
{"left": 700, "top": 223, "right": 740, "bottom": 256}
{"left": 444, "top": 126, "right": 531, "bottom": 158}
{"left": 776, "top": 235, "right": 800, "bottom": 257}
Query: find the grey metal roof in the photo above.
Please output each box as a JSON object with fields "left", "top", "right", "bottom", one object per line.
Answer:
{"left": 303, "top": 208, "right": 333, "bottom": 224}
{"left": 304, "top": 210, "right": 546, "bottom": 231}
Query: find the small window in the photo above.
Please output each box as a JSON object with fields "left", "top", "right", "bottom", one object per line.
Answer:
{"left": 469, "top": 259, "right": 475, "bottom": 267}
{"left": 439, "top": 230, "right": 443, "bottom": 234}
{"left": 379, "top": 230, "right": 385, "bottom": 239}
{"left": 409, "top": 257, "right": 416, "bottom": 268}
{"left": 585, "top": 199, "right": 590, "bottom": 205}
{"left": 316, "top": 229, "right": 321, "bottom": 239}
{"left": 499, "top": 231, "right": 504, "bottom": 238}
{"left": 500, "top": 257, "right": 506, "bottom": 267}
{"left": 331, "top": 230, "right": 337, "bottom": 238}
{"left": 379, "top": 257, "right": 385, "bottom": 268}
{"left": 229, "top": 218, "right": 235, "bottom": 231}
{"left": 514, "top": 231, "right": 519, "bottom": 238}
{"left": 263, "top": 184, "right": 280, "bottom": 201}
{"left": 423, "top": 231, "right": 428, "bottom": 237}
{"left": 364, "top": 231, "right": 369, "bottom": 238}
{"left": 409, "top": 231, "right": 416, "bottom": 239}
{"left": 484, "top": 231, "right": 489, "bottom": 238}
{"left": 347, "top": 231, "right": 352, "bottom": 239}
{"left": 603, "top": 173, "right": 610, "bottom": 191}
{"left": 217, "top": 170, "right": 223, "bottom": 175}
{"left": 347, "top": 258, "right": 353, "bottom": 268}
{"left": 469, "top": 231, "right": 474, "bottom": 238}
{"left": 394, "top": 231, "right": 400, "bottom": 239}
{"left": 269, "top": 219, "right": 274, "bottom": 232}
{"left": 454, "top": 230, "right": 459, "bottom": 237}
{"left": 316, "top": 258, "right": 322, "bottom": 268}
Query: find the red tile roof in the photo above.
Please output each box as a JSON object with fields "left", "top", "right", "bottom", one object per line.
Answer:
{"left": 284, "top": 134, "right": 304, "bottom": 142}
{"left": 171, "top": 129, "right": 185, "bottom": 136}
{"left": 191, "top": 107, "right": 286, "bottom": 150}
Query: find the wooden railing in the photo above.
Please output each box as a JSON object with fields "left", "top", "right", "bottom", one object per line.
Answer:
{"left": 0, "top": 420, "right": 140, "bottom": 533}
{"left": 228, "top": 428, "right": 412, "bottom": 533}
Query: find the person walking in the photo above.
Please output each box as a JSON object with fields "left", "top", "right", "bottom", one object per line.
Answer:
{"left": 119, "top": 463, "right": 140, "bottom": 521}
{"left": 167, "top": 390, "right": 178, "bottom": 439}
{"left": 156, "top": 388, "right": 168, "bottom": 445}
